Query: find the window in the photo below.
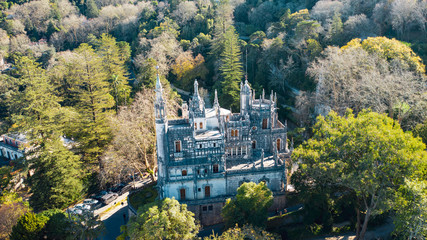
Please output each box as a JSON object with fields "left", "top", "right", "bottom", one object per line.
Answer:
{"left": 276, "top": 138, "right": 281, "bottom": 151}
{"left": 208, "top": 205, "right": 213, "bottom": 211}
{"left": 204, "top": 169, "right": 208, "bottom": 174}
{"left": 194, "top": 123, "right": 197, "bottom": 130}
{"left": 252, "top": 141, "right": 256, "bottom": 149}
{"left": 197, "top": 169, "right": 200, "bottom": 175}
{"left": 200, "top": 122, "right": 203, "bottom": 129}
{"left": 199, "top": 144, "right": 202, "bottom": 149}
{"left": 182, "top": 170, "right": 187, "bottom": 176}
{"left": 213, "top": 164, "right": 219, "bottom": 173}
{"left": 252, "top": 126, "right": 257, "bottom": 130}
{"left": 175, "top": 141, "right": 181, "bottom": 153}
{"left": 205, "top": 186, "right": 210, "bottom": 198}
{"left": 202, "top": 206, "right": 207, "bottom": 211}
{"left": 230, "top": 129, "right": 234, "bottom": 137}
{"left": 262, "top": 119, "right": 268, "bottom": 129}
{"left": 213, "top": 143, "right": 216, "bottom": 147}
{"left": 198, "top": 188, "right": 201, "bottom": 192}
{"left": 180, "top": 189, "right": 186, "bottom": 200}
{"left": 235, "top": 130, "right": 239, "bottom": 137}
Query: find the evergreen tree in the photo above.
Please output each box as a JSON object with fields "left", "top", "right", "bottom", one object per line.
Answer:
{"left": 219, "top": 26, "right": 243, "bottom": 111}
{"left": 97, "top": 34, "right": 131, "bottom": 110}
{"left": 10, "top": 57, "right": 72, "bottom": 140}
{"left": 10, "top": 212, "right": 47, "bottom": 240}
{"left": 69, "top": 43, "right": 114, "bottom": 165}
{"left": 327, "top": 12, "right": 343, "bottom": 45}
{"left": 84, "top": 0, "right": 99, "bottom": 18}
{"left": 29, "top": 139, "right": 83, "bottom": 211}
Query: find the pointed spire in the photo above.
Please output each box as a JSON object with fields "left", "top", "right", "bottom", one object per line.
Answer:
{"left": 155, "top": 66, "right": 162, "bottom": 92}
{"left": 274, "top": 92, "right": 277, "bottom": 104}
{"left": 290, "top": 137, "right": 294, "bottom": 151}
{"left": 240, "top": 81, "right": 243, "bottom": 91}
{"left": 194, "top": 79, "right": 199, "bottom": 97}
{"left": 262, "top": 89, "right": 265, "bottom": 101}
{"left": 214, "top": 89, "right": 219, "bottom": 108}
{"left": 252, "top": 89, "right": 255, "bottom": 100}
{"left": 270, "top": 90, "right": 274, "bottom": 101}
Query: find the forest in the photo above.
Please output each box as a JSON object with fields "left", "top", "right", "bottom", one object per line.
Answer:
{"left": 0, "top": 0, "right": 426, "bottom": 239}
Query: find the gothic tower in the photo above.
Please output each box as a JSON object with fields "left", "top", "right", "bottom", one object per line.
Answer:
{"left": 154, "top": 69, "right": 167, "bottom": 198}
{"left": 240, "top": 79, "right": 252, "bottom": 116}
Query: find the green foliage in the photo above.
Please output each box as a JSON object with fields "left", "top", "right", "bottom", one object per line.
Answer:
{"left": 70, "top": 43, "right": 114, "bottom": 164}
{"left": 68, "top": 211, "right": 104, "bottom": 240}
{"left": 135, "top": 58, "right": 158, "bottom": 89}
{"left": 10, "top": 212, "right": 47, "bottom": 240}
{"left": 39, "top": 209, "right": 71, "bottom": 240}
{"left": 0, "top": 192, "right": 30, "bottom": 239}
{"left": 0, "top": 166, "right": 12, "bottom": 190}
{"left": 327, "top": 12, "right": 343, "bottom": 45}
{"left": 393, "top": 179, "right": 427, "bottom": 239}
{"left": 84, "top": 0, "right": 99, "bottom": 18}
{"left": 219, "top": 26, "right": 243, "bottom": 111}
{"left": 29, "top": 139, "right": 83, "bottom": 211}
{"left": 10, "top": 56, "right": 69, "bottom": 140}
{"left": 342, "top": 37, "right": 426, "bottom": 74}
{"left": 413, "top": 119, "right": 427, "bottom": 145}
{"left": 293, "top": 109, "right": 427, "bottom": 238}
{"left": 222, "top": 182, "right": 273, "bottom": 228}
{"left": 204, "top": 224, "right": 279, "bottom": 240}
{"left": 124, "top": 197, "right": 200, "bottom": 240}
{"left": 97, "top": 34, "right": 131, "bottom": 109}
{"left": 128, "top": 185, "right": 158, "bottom": 212}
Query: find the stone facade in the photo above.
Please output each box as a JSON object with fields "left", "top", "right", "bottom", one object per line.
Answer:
{"left": 154, "top": 75, "right": 291, "bottom": 225}
{"left": 0, "top": 134, "right": 27, "bottom": 161}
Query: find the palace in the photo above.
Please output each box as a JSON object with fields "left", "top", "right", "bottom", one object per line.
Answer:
{"left": 154, "top": 74, "right": 291, "bottom": 225}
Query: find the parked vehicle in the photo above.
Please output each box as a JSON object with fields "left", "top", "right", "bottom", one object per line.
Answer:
{"left": 111, "top": 183, "right": 132, "bottom": 195}
{"left": 75, "top": 203, "right": 91, "bottom": 211}
{"left": 83, "top": 198, "right": 100, "bottom": 209}
{"left": 120, "top": 184, "right": 132, "bottom": 195}
{"left": 100, "top": 193, "right": 118, "bottom": 205}
{"left": 93, "top": 191, "right": 109, "bottom": 201}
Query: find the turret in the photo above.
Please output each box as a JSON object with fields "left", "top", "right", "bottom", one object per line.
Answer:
{"left": 154, "top": 67, "right": 167, "bottom": 198}
{"left": 240, "top": 77, "right": 252, "bottom": 115}
{"left": 214, "top": 89, "right": 220, "bottom": 110}
{"left": 155, "top": 67, "right": 166, "bottom": 122}
{"left": 189, "top": 80, "right": 205, "bottom": 119}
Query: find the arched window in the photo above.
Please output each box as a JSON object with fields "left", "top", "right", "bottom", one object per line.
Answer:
{"left": 252, "top": 141, "right": 256, "bottom": 149}
{"left": 262, "top": 119, "right": 268, "bottom": 129}
{"left": 200, "top": 122, "right": 203, "bottom": 129}
{"left": 175, "top": 141, "right": 181, "bottom": 153}
{"left": 194, "top": 123, "right": 197, "bottom": 130}
{"left": 235, "top": 130, "right": 239, "bottom": 137}
{"left": 230, "top": 129, "right": 234, "bottom": 137}
{"left": 276, "top": 139, "right": 281, "bottom": 151}
{"left": 182, "top": 170, "right": 187, "bottom": 176}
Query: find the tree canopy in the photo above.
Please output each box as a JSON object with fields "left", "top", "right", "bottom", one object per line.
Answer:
{"left": 222, "top": 182, "right": 273, "bottom": 228}
{"left": 123, "top": 197, "right": 200, "bottom": 240}
{"left": 292, "top": 109, "right": 427, "bottom": 239}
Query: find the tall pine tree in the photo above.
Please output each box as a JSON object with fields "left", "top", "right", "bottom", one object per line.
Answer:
{"left": 29, "top": 139, "right": 83, "bottom": 211}
{"left": 97, "top": 34, "right": 131, "bottom": 111}
{"left": 10, "top": 57, "right": 73, "bottom": 140}
{"left": 219, "top": 26, "right": 243, "bottom": 111}
{"left": 69, "top": 44, "right": 114, "bottom": 166}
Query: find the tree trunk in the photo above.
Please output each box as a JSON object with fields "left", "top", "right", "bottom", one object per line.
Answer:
{"left": 355, "top": 207, "right": 361, "bottom": 239}
{"left": 359, "top": 207, "right": 371, "bottom": 240}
